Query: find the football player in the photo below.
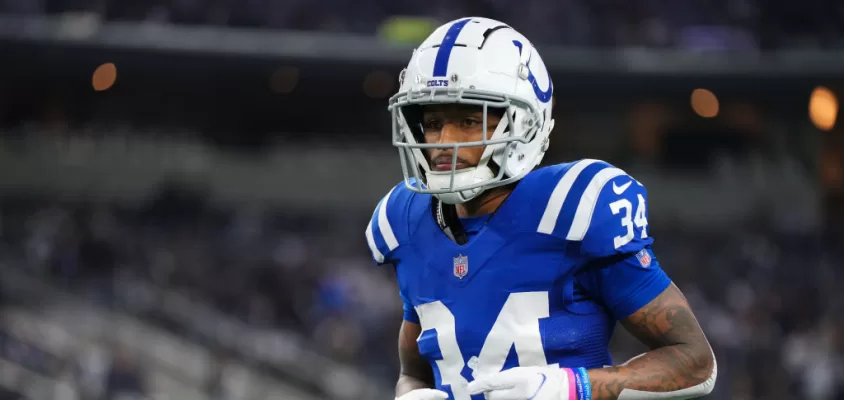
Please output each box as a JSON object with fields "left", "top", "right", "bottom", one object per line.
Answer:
{"left": 365, "top": 17, "right": 717, "bottom": 400}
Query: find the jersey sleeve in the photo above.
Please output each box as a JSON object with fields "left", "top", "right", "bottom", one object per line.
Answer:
{"left": 576, "top": 249, "right": 671, "bottom": 319}
{"left": 572, "top": 165, "right": 670, "bottom": 318}
{"left": 365, "top": 181, "right": 421, "bottom": 323}
{"left": 398, "top": 287, "right": 420, "bottom": 323}
{"left": 535, "top": 159, "right": 671, "bottom": 318}
{"left": 536, "top": 159, "right": 653, "bottom": 257}
{"left": 575, "top": 170, "right": 653, "bottom": 258}
{"left": 364, "top": 181, "right": 413, "bottom": 265}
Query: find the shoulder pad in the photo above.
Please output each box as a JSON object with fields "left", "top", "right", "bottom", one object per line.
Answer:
{"left": 364, "top": 180, "right": 417, "bottom": 264}
{"left": 535, "top": 159, "right": 652, "bottom": 258}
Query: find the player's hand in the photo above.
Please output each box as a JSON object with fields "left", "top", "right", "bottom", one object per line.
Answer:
{"left": 467, "top": 366, "right": 590, "bottom": 400}
{"left": 395, "top": 388, "right": 450, "bottom": 400}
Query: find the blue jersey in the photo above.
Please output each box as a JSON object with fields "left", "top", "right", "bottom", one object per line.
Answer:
{"left": 365, "top": 159, "right": 672, "bottom": 400}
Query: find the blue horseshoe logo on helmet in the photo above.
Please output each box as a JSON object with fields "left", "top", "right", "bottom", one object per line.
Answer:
{"left": 512, "top": 40, "right": 553, "bottom": 103}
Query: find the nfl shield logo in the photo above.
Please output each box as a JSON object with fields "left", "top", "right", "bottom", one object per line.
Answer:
{"left": 453, "top": 254, "right": 469, "bottom": 279}
{"left": 636, "top": 249, "right": 652, "bottom": 268}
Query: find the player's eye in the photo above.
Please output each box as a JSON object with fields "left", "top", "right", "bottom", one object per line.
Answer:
{"left": 422, "top": 119, "right": 443, "bottom": 132}
{"left": 461, "top": 118, "right": 482, "bottom": 129}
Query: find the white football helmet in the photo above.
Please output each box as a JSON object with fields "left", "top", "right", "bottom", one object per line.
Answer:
{"left": 389, "top": 17, "right": 555, "bottom": 204}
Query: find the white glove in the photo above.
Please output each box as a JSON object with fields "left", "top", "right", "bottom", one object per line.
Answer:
{"left": 467, "top": 366, "right": 588, "bottom": 400}
{"left": 395, "top": 388, "right": 450, "bottom": 400}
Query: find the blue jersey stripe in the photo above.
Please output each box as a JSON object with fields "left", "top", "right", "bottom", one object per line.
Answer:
{"left": 432, "top": 18, "right": 472, "bottom": 77}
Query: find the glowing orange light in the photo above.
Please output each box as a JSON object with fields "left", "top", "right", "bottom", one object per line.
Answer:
{"left": 690, "top": 88, "right": 719, "bottom": 118}
{"left": 809, "top": 86, "right": 838, "bottom": 131}
{"left": 92, "top": 63, "right": 117, "bottom": 91}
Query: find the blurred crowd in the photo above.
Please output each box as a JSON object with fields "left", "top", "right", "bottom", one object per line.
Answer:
{"left": 0, "top": 177, "right": 842, "bottom": 399}
{"left": 0, "top": 185, "right": 402, "bottom": 399}
{"left": 1, "top": 0, "right": 844, "bottom": 49}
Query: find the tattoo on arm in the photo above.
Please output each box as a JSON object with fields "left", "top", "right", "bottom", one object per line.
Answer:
{"left": 587, "top": 283, "right": 715, "bottom": 400}
{"left": 397, "top": 321, "right": 435, "bottom": 396}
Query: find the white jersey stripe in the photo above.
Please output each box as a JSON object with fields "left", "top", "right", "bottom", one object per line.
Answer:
{"left": 537, "top": 159, "right": 600, "bottom": 234}
{"left": 566, "top": 167, "right": 626, "bottom": 241}
{"left": 378, "top": 186, "right": 400, "bottom": 251}
{"left": 365, "top": 219, "right": 384, "bottom": 263}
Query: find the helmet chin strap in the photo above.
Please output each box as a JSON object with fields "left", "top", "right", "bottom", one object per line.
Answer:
{"left": 428, "top": 165, "right": 496, "bottom": 204}
{"left": 434, "top": 190, "right": 475, "bottom": 205}
{"left": 432, "top": 198, "right": 469, "bottom": 245}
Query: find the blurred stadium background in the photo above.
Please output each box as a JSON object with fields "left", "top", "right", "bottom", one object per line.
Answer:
{"left": 0, "top": 1, "right": 843, "bottom": 400}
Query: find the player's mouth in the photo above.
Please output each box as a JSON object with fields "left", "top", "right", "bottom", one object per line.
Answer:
{"left": 432, "top": 162, "right": 470, "bottom": 171}
{"left": 431, "top": 156, "right": 470, "bottom": 171}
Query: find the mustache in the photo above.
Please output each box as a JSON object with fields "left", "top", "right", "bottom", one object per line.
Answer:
{"left": 431, "top": 154, "right": 471, "bottom": 166}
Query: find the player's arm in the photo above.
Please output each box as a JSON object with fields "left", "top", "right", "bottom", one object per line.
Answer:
{"left": 576, "top": 170, "right": 716, "bottom": 399}
{"left": 587, "top": 283, "right": 716, "bottom": 400}
{"left": 469, "top": 163, "right": 715, "bottom": 400}
{"left": 366, "top": 185, "right": 447, "bottom": 399}
{"left": 396, "top": 321, "right": 436, "bottom": 395}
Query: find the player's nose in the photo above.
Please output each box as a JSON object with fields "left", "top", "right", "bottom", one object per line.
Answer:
{"left": 436, "top": 123, "right": 462, "bottom": 144}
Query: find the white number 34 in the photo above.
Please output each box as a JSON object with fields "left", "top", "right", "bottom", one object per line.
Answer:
{"left": 416, "top": 292, "right": 554, "bottom": 400}
{"left": 609, "top": 193, "right": 648, "bottom": 249}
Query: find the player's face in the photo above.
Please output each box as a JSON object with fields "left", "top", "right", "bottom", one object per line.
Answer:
{"left": 421, "top": 104, "right": 502, "bottom": 171}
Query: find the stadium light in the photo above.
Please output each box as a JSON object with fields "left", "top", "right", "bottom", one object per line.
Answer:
{"left": 92, "top": 62, "right": 117, "bottom": 91}
{"left": 690, "top": 88, "right": 719, "bottom": 118}
{"left": 809, "top": 86, "right": 838, "bottom": 131}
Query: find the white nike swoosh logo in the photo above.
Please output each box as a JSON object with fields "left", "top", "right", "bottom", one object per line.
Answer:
{"left": 612, "top": 180, "right": 632, "bottom": 195}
